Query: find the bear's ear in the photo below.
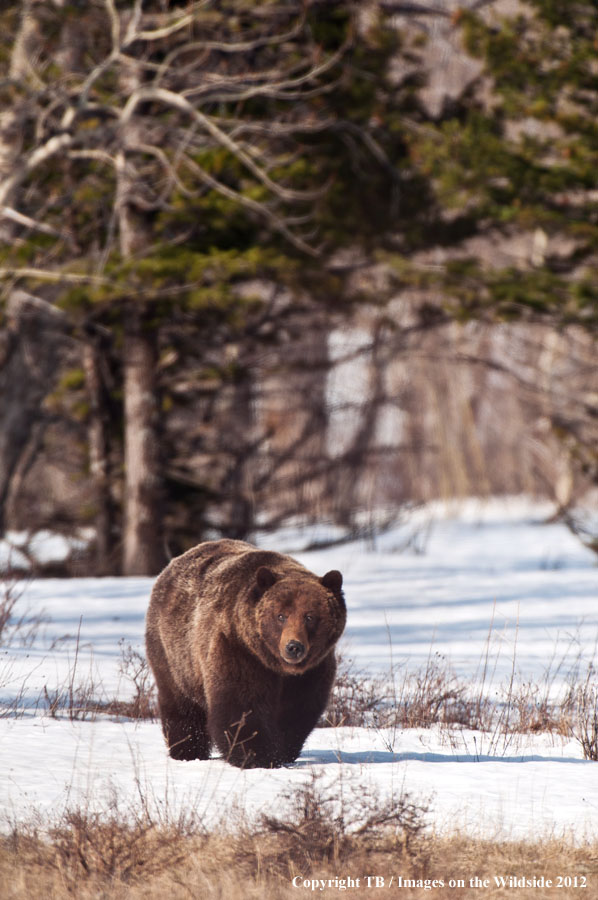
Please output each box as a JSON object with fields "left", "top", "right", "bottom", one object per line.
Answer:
{"left": 321, "top": 569, "right": 343, "bottom": 595}
{"left": 256, "top": 566, "right": 278, "bottom": 592}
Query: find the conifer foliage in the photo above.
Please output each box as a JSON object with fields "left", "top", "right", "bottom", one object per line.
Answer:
{"left": 409, "top": 0, "right": 598, "bottom": 328}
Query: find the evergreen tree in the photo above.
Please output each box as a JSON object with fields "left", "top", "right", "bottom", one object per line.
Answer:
{"left": 387, "top": 0, "right": 598, "bottom": 512}
{"left": 396, "top": 0, "right": 598, "bottom": 329}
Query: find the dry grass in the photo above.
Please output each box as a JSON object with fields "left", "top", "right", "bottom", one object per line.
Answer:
{"left": 574, "top": 663, "right": 598, "bottom": 761}
{"left": 0, "top": 772, "right": 427, "bottom": 898}
{"left": 102, "top": 640, "right": 158, "bottom": 720}
{"left": 322, "top": 655, "right": 385, "bottom": 727}
{"left": 325, "top": 643, "right": 598, "bottom": 760}
{"left": 323, "top": 652, "right": 472, "bottom": 732}
{"left": 0, "top": 575, "right": 46, "bottom": 649}
{"left": 1, "top": 789, "right": 597, "bottom": 900}
{"left": 37, "top": 639, "right": 158, "bottom": 722}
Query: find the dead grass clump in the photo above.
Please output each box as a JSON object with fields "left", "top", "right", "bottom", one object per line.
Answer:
{"left": 0, "top": 818, "right": 201, "bottom": 899}
{"left": 323, "top": 655, "right": 385, "bottom": 727}
{"left": 388, "top": 654, "right": 472, "bottom": 729}
{"left": 253, "top": 770, "right": 428, "bottom": 873}
{"left": 325, "top": 653, "right": 473, "bottom": 733}
{"left": 325, "top": 636, "right": 598, "bottom": 761}
{"left": 41, "top": 617, "right": 106, "bottom": 721}
{"left": 102, "top": 641, "right": 158, "bottom": 720}
{"left": 574, "top": 663, "right": 598, "bottom": 761}
{"left": 50, "top": 812, "right": 191, "bottom": 883}
{"left": 42, "top": 679, "right": 105, "bottom": 721}
{"left": 0, "top": 774, "right": 428, "bottom": 898}
{"left": 506, "top": 679, "right": 575, "bottom": 737}
{"left": 40, "top": 640, "right": 158, "bottom": 722}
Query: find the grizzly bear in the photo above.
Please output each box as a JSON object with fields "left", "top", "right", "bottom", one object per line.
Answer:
{"left": 145, "top": 539, "right": 346, "bottom": 768}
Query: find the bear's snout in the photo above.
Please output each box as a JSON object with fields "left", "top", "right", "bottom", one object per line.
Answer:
{"left": 284, "top": 639, "right": 306, "bottom": 662}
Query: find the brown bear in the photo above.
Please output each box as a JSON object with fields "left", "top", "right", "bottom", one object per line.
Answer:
{"left": 145, "top": 539, "right": 346, "bottom": 768}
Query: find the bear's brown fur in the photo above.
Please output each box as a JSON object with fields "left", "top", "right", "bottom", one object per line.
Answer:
{"left": 145, "top": 539, "right": 346, "bottom": 768}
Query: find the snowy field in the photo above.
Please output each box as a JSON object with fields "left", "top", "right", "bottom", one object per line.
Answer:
{"left": 1, "top": 498, "right": 597, "bottom": 842}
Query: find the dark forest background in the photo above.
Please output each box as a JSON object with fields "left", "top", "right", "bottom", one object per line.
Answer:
{"left": 1, "top": 0, "right": 597, "bottom": 576}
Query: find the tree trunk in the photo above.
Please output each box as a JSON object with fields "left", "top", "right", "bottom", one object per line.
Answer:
{"left": 226, "top": 358, "right": 256, "bottom": 540}
{"left": 122, "top": 310, "right": 165, "bottom": 575}
{"left": 0, "top": 291, "right": 68, "bottom": 533}
{"left": 115, "top": 130, "right": 165, "bottom": 574}
{"left": 331, "top": 324, "right": 387, "bottom": 528}
{"left": 82, "top": 335, "right": 117, "bottom": 574}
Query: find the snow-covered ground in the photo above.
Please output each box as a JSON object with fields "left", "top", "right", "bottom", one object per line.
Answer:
{"left": 1, "top": 498, "right": 597, "bottom": 841}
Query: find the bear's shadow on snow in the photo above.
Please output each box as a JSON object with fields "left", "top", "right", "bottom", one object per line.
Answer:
{"left": 296, "top": 749, "right": 589, "bottom": 766}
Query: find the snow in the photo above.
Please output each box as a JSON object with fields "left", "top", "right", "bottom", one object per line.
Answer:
{"left": 0, "top": 528, "right": 93, "bottom": 570}
{"left": 1, "top": 498, "right": 597, "bottom": 841}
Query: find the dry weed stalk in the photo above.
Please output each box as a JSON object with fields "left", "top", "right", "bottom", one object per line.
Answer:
{"left": 322, "top": 655, "right": 384, "bottom": 727}
{"left": 574, "top": 663, "right": 598, "bottom": 761}
{"left": 40, "top": 639, "right": 158, "bottom": 722}
{"left": 102, "top": 641, "right": 158, "bottom": 720}
{"left": 0, "top": 575, "right": 45, "bottom": 649}
{"left": 41, "top": 617, "right": 106, "bottom": 721}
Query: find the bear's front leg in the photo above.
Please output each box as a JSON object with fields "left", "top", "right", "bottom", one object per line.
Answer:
{"left": 278, "top": 656, "right": 337, "bottom": 763}
{"left": 206, "top": 691, "right": 283, "bottom": 768}
{"left": 147, "top": 629, "right": 211, "bottom": 761}
{"left": 203, "top": 638, "right": 286, "bottom": 768}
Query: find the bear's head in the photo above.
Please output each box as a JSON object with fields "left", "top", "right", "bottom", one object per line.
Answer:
{"left": 251, "top": 567, "right": 346, "bottom": 675}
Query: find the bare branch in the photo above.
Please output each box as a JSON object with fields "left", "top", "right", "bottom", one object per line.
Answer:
{"left": 182, "top": 154, "right": 319, "bottom": 256}
{"left": 156, "top": 16, "right": 306, "bottom": 68}
{"left": 123, "top": 0, "right": 144, "bottom": 46}
{"left": 104, "top": 0, "right": 121, "bottom": 51}
{"left": 379, "top": 0, "right": 498, "bottom": 16}
{"left": 0, "top": 206, "right": 65, "bottom": 239}
{"left": 470, "top": 0, "right": 500, "bottom": 10}
{"left": 0, "top": 133, "right": 74, "bottom": 208}
{"left": 120, "top": 86, "right": 324, "bottom": 204}
{"left": 187, "top": 79, "right": 342, "bottom": 106}
{"left": 126, "top": 12, "right": 195, "bottom": 45}
{"left": 68, "top": 149, "right": 119, "bottom": 168}
{"left": 70, "top": 52, "right": 119, "bottom": 120}
{"left": 0, "top": 267, "right": 110, "bottom": 285}
{"left": 129, "top": 143, "right": 198, "bottom": 198}
{"left": 122, "top": 1, "right": 211, "bottom": 46}
{"left": 182, "top": 40, "right": 347, "bottom": 104}
{"left": 152, "top": 29, "right": 306, "bottom": 86}
{"left": 224, "top": 117, "right": 337, "bottom": 140}
{"left": 77, "top": 0, "right": 201, "bottom": 114}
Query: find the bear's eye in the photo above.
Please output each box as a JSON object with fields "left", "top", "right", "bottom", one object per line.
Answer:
{"left": 277, "top": 613, "right": 287, "bottom": 623}
{"left": 305, "top": 614, "right": 316, "bottom": 625}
